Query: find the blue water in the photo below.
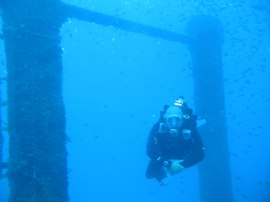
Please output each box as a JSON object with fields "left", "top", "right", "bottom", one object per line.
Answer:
{"left": 1, "top": 0, "right": 270, "bottom": 201}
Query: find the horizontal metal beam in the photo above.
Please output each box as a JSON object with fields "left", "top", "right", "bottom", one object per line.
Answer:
{"left": 0, "top": 4, "right": 190, "bottom": 43}
{"left": 63, "top": 4, "right": 191, "bottom": 44}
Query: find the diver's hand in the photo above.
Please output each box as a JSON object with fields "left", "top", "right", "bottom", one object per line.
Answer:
{"left": 168, "top": 160, "right": 184, "bottom": 175}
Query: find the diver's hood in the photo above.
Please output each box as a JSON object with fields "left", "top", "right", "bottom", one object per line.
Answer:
{"left": 164, "top": 106, "right": 183, "bottom": 119}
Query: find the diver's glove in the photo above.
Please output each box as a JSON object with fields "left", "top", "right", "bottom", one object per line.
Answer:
{"left": 168, "top": 160, "right": 185, "bottom": 175}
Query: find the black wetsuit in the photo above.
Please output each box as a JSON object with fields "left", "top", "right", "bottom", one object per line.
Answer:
{"left": 145, "top": 121, "right": 204, "bottom": 182}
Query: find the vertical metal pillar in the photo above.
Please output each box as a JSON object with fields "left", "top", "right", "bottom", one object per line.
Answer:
{"left": 187, "top": 15, "right": 234, "bottom": 202}
{"left": 2, "top": 1, "right": 68, "bottom": 201}
{"left": 0, "top": 81, "right": 3, "bottom": 177}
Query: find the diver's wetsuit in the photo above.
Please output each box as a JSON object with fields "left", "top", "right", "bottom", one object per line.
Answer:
{"left": 145, "top": 121, "right": 204, "bottom": 182}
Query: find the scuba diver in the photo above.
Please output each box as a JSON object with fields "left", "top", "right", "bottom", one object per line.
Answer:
{"left": 145, "top": 96, "right": 205, "bottom": 183}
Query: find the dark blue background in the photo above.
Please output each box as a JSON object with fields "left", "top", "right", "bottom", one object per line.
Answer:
{"left": 1, "top": 0, "right": 270, "bottom": 201}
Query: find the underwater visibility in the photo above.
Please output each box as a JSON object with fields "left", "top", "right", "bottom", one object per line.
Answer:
{"left": 0, "top": 0, "right": 270, "bottom": 202}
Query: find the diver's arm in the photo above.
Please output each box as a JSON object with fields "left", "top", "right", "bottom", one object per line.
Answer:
{"left": 146, "top": 123, "right": 161, "bottom": 160}
{"left": 146, "top": 123, "right": 169, "bottom": 166}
